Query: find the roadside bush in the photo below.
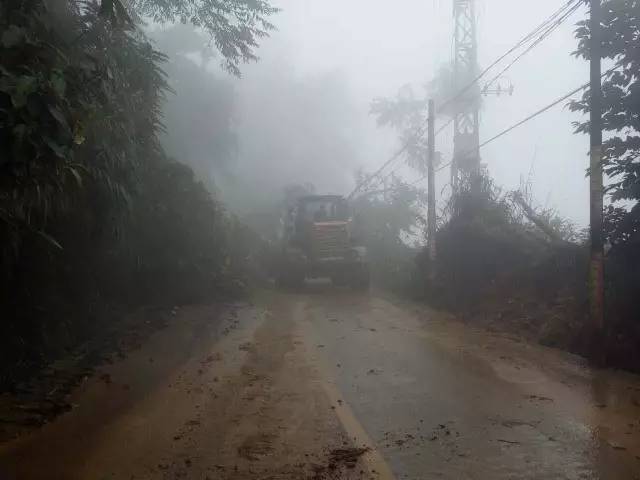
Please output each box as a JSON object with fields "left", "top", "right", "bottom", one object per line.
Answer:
{"left": 415, "top": 173, "right": 640, "bottom": 371}
{"left": 352, "top": 178, "right": 425, "bottom": 293}
{"left": 422, "top": 175, "right": 550, "bottom": 308}
{"left": 0, "top": 1, "right": 268, "bottom": 388}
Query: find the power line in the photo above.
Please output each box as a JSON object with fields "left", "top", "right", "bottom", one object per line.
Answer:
{"left": 347, "top": 128, "right": 422, "bottom": 199}
{"left": 410, "top": 61, "right": 625, "bottom": 186}
{"left": 437, "top": 0, "right": 579, "bottom": 113}
{"left": 374, "top": 119, "right": 454, "bottom": 187}
{"left": 349, "top": 118, "right": 454, "bottom": 198}
{"left": 477, "top": 63, "right": 623, "bottom": 153}
{"left": 436, "top": 118, "right": 454, "bottom": 136}
{"left": 482, "top": 1, "right": 582, "bottom": 90}
{"left": 349, "top": 0, "right": 580, "bottom": 198}
{"left": 381, "top": 119, "right": 454, "bottom": 180}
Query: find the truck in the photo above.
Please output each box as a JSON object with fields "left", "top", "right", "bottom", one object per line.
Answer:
{"left": 276, "top": 194, "right": 370, "bottom": 289}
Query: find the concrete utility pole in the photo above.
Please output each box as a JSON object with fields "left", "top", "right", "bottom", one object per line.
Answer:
{"left": 427, "top": 100, "right": 437, "bottom": 276}
{"left": 452, "top": 0, "right": 481, "bottom": 187}
{"left": 589, "top": 0, "right": 605, "bottom": 363}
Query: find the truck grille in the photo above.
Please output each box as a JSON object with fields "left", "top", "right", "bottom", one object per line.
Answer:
{"left": 312, "top": 222, "right": 349, "bottom": 259}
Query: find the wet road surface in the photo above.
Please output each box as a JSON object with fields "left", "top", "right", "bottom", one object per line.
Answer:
{"left": 1, "top": 288, "right": 640, "bottom": 479}
{"left": 300, "top": 289, "right": 640, "bottom": 479}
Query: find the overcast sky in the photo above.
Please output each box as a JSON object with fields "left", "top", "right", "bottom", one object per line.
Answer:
{"left": 234, "top": 0, "right": 591, "bottom": 224}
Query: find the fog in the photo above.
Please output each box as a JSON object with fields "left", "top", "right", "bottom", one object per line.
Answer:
{"left": 5, "top": 2, "right": 640, "bottom": 474}
{"left": 158, "top": 0, "right": 591, "bottom": 223}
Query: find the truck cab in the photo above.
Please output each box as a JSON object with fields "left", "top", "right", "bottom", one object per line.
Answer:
{"left": 277, "top": 195, "right": 369, "bottom": 289}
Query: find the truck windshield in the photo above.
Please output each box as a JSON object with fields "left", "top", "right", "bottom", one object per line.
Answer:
{"left": 299, "top": 199, "right": 349, "bottom": 222}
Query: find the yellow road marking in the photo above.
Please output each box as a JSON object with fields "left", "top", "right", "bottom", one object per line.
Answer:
{"left": 295, "top": 301, "right": 397, "bottom": 480}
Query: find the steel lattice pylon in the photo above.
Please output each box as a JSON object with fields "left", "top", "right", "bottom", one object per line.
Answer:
{"left": 452, "top": 0, "right": 481, "bottom": 185}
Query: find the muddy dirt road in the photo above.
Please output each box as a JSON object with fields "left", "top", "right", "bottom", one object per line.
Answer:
{"left": 1, "top": 287, "right": 640, "bottom": 479}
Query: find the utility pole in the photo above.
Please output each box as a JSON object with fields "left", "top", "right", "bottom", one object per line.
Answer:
{"left": 427, "top": 99, "right": 437, "bottom": 278}
{"left": 452, "top": 0, "right": 481, "bottom": 186}
{"left": 589, "top": 0, "right": 605, "bottom": 364}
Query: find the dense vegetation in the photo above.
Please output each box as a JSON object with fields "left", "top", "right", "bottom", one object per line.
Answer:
{"left": 370, "top": 0, "right": 640, "bottom": 370}
{"left": 570, "top": 0, "right": 640, "bottom": 366}
{"left": 414, "top": 176, "right": 590, "bottom": 351}
{"left": 431, "top": 0, "right": 639, "bottom": 368}
{"left": 351, "top": 177, "right": 426, "bottom": 292}
{"left": 0, "top": 0, "right": 275, "bottom": 388}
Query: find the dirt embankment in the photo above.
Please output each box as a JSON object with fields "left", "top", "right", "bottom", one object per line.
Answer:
{"left": 0, "top": 305, "right": 181, "bottom": 443}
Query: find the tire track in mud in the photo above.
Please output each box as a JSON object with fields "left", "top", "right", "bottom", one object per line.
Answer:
{"left": 0, "top": 293, "right": 384, "bottom": 480}
{"left": 181, "top": 292, "right": 383, "bottom": 480}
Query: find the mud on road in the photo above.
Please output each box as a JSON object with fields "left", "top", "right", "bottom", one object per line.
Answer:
{"left": 1, "top": 287, "right": 640, "bottom": 480}
{"left": 0, "top": 295, "right": 372, "bottom": 480}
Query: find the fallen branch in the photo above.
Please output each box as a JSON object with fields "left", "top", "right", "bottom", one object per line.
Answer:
{"left": 512, "top": 191, "right": 564, "bottom": 244}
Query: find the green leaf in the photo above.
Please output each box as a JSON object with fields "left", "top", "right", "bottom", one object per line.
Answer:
{"left": 99, "top": 0, "right": 133, "bottom": 25}
{"left": 50, "top": 70, "right": 66, "bottom": 97}
{"left": 12, "top": 76, "right": 38, "bottom": 108}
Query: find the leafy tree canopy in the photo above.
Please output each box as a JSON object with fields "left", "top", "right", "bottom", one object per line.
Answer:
{"left": 103, "top": 0, "right": 279, "bottom": 75}
{"left": 570, "top": 0, "right": 640, "bottom": 246}
{"left": 370, "top": 85, "right": 430, "bottom": 174}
